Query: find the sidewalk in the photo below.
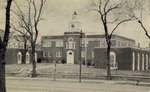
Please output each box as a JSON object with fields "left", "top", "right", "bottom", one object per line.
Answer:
{"left": 6, "top": 77, "right": 150, "bottom": 86}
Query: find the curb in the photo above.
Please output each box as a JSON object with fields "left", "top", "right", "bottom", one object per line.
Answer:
{"left": 6, "top": 77, "right": 150, "bottom": 86}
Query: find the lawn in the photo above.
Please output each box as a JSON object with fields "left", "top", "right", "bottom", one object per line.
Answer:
{"left": 5, "top": 63, "right": 150, "bottom": 81}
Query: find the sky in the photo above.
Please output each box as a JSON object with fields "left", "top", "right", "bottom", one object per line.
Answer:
{"left": 0, "top": 0, "right": 150, "bottom": 47}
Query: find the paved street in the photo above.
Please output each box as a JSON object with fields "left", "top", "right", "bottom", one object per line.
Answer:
{"left": 6, "top": 77, "right": 150, "bottom": 92}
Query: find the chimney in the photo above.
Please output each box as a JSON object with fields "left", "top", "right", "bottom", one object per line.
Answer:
{"left": 138, "top": 43, "right": 140, "bottom": 48}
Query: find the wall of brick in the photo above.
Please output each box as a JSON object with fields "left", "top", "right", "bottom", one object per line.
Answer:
{"left": 5, "top": 49, "right": 42, "bottom": 64}
{"left": 94, "top": 47, "right": 149, "bottom": 70}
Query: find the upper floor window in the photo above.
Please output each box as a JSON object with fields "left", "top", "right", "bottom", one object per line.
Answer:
{"left": 100, "top": 39, "right": 106, "bottom": 47}
{"left": 111, "top": 40, "right": 116, "bottom": 47}
{"left": 82, "top": 41, "right": 88, "bottom": 47}
{"left": 118, "top": 41, "right": 121, "bottom": 47}
{"left": 43, "top": 40, "right": 51, "bottom": 47}
{"left": 18, "top": 43, "right": 22, "bottom": 49}
{"left": 56, "top": 40, "right": 63, "bottom": 47}
{"left": 66, "top": 38, "right": 76, "bottom": 49}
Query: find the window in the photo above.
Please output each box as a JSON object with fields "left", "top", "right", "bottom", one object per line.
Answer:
{"left": 43, "top": 52, "right": 47, "bottom": 57}
{"left": 66, "top": 38, "right": 76, "bottom": 49}
{"left": 82, "top": 41, "right": 88, "bottom": 47}
{"left": 118, "top": 41, "right": 121, "bottom": 47}
{"left": 81, "top": 51, "right": 85, "bottom": 58}
{"left": 122, "top": 43, "right": 127, "bottom": 47}
{"left": 48, "top": 52, "right": 52, "bottom": 57}
{"left": 56, "top": 41, "right": 63, "bottom": 47}
{"left": 111, "top": 40, "right": 116, "bottom": 47}
{"left": 43, "top": 40, "right": 51, "bottom": 47}
{"left": 56, "top": 51, "right": 62, "bottom": 57}
{"left": 47, "top": 41, "right": 51, "bottom": 47}
{"left": 17, "top": 52, "right": 22, "bottom": 64}
{"left": 26, "top": 52, "right": 30, "bottom": 64}
{"left": 43, "top": 41, "right": 46, "bottom": 47}
{"left": 110, "top": 52, "right": 117, "bottom": 69}
{"left": 100, "top": 40, "right": 106, "bottom": 47}
{"left": 92, "top": 51, "right": 94, "bottom": 58}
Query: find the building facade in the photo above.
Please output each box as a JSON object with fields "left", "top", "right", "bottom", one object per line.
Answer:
{"left": 94, "top": 47, "right": 150, "bottom": 70}
{"left": 41, "top": 13, "right": 137, "bottom": 67}
{"left": 0, "top": 30, "right": 42, "bottom": 64}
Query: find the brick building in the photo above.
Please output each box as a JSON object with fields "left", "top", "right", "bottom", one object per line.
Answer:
{"left": 94, "top": 47, "right": 150, "bottom": 70}
{"left": 0, "top": 30, "right": 42, "bottom": 64}
{"left": 41, "top": 13, "right": 139, "bottom": 68}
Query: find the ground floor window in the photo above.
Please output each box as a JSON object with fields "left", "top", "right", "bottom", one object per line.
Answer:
{"left": 110, "top": 51, "right": 117, "bottom": 70}
{"left": 56, "top": 51, "right": 62, "bottom": 57}
{"left": 17, "top": 52, "right": 22, "bottom": 64}
{"left": 26, "top": 52, "right": 30, "bottom": 64}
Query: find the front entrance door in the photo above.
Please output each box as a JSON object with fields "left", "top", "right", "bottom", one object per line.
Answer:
{"left": 66, "top": 50, "right": 74, "bottom": 64}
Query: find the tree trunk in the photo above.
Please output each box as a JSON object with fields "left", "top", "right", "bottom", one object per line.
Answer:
{"left": 0, "top": 0, "right": 12, "bottom": 92}
{"left": 0, "top": 44, "right": 6, "bottom": 92}
{"left": 22, "top": 50, "right": 26, "bottom": 64}
{"left": 22, "top": 42, "right": 27, "bottom": 64}
{"left": 31, "top": 44, "right": 37, "bottom": 77}
{"left": 107, "top": 43, "right": 111, "bottom": 80}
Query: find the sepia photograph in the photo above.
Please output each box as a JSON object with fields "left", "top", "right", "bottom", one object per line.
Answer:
{"left": 0, "top": 0, "right": 150, "bottom": 92}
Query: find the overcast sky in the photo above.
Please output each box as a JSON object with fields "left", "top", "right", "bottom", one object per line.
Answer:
{"left": 0, "top": 0, "right": 150, "bottom": 47}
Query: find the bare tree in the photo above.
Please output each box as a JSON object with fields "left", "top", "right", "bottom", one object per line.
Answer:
{"left": 11, "top": 25, "right": 30, "bottom": 64}
{"left": 0, "top": 0, "right": 12, "bottom": 92}
{"left": 11, "top": 0, "right": 46, "bottom": 77}
{"left": 133, "top": 0, "right": 150, "bottom": 39}
{"left": 87, "top": 0, "right": 135, "bottom": 80}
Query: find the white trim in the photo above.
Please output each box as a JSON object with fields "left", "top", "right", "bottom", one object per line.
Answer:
{"left": 146, "top": 55, "right": 148, "bottom": 70}
{"left": 132, "top": 52, "right": 135, "bottom": 71}
{"left": 142, "top": 54, "right": 144, "bottom": 70}
{"left": 137, "top": 53, "right": 140, "bottom": 70}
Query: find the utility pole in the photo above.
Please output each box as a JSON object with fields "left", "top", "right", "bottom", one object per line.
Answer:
{"left": 79, "top": 30, "right": 83, "bottom": 82}
{"left": 85, "top": 34, "right": 87, "bottom": 67}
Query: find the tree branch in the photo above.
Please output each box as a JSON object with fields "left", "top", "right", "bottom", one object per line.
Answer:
{"left": 110, "top": 17, "right": 134, "bottom": 38}
{"left": 138, "top": 20, "right": 150, "bottom": 39}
